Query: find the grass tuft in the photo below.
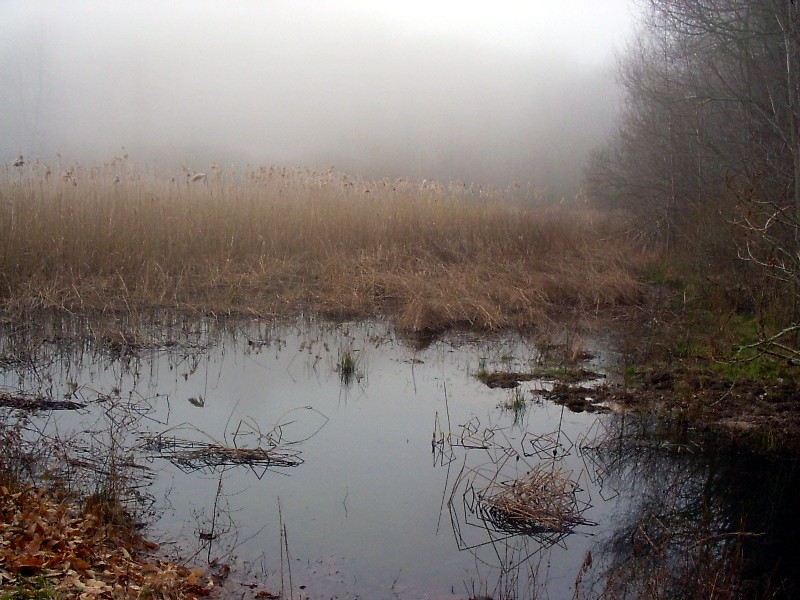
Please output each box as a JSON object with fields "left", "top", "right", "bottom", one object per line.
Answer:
{"left": 499, "top": 388, "right": 529, "bottom": 424}
{"left": 0, "top": 576, "right": 57, "bottom": 600}
{"left": 336, "top": 347, "right": 362, "bottom": 385}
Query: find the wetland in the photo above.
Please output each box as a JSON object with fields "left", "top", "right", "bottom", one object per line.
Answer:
{"left": 1, "top": 163, "right": 798, "bottom": 599}
{"left": 1, "top": 316, "right": 798, "bottom": 599}
{"left": 6, "top": 1, "right": 800, "bottom": 596}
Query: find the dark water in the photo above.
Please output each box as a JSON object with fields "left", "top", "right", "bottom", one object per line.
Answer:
{"left": 1, "top": 319, "right": 797, "bottom": 599}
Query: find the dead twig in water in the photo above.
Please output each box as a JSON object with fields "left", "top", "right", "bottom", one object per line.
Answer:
{"left": 143, "top": 433, "right": 303, "bottom": 475}
{"left": 143, "top": 407, "right": 328, "bottom": 478}
{"left": 0, "top": 390, "right": 85, "bottom": 411}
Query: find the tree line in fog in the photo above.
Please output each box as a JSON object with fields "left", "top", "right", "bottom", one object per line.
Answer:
{"left": 586, "top": 0, "right": 800, "bottom": 361}
{"left": 587, "top": 0, "right": 800, "bottom": 257}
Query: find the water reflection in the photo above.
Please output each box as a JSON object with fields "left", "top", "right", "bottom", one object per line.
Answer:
{"left": 0, "top": 318, "right": 797, "bottom": 599}
{"left": 577, "top": 416, "right": 800, "bottom": 599}
{"left": 432, "top": 390, "right": 598, "bottom": 600}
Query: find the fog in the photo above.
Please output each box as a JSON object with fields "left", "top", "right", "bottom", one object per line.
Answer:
{"left": 1, "top": 1, "right": 634, "bottom": 199}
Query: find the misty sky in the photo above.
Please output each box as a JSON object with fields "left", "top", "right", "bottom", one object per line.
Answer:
{"left": 1, "top": 0, "right": 635, "bottom": 196}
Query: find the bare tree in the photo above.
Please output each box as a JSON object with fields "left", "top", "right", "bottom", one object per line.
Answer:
{"left": 586, "top": 0, "right": 800, "bottom": 359}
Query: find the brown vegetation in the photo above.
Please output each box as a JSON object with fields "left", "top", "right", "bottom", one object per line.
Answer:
{"left": 0, "top": 161, "right": 644, "bottom": 332}
{"left": 477, "top": 465, "right": 593, "bottom": 535}
{"left": 0, "top": 483, "right": 219, "bottom": 599}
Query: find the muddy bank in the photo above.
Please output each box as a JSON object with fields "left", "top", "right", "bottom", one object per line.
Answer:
{"left": 542, "top": 365, "right": 800, "bottom": 453}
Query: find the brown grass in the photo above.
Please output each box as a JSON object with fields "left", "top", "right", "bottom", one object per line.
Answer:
{"left": 0, "top": 160, "right": 644, "bottom": 331}
{"left": 478, "top": 464, "right": 593, "bottom": 535}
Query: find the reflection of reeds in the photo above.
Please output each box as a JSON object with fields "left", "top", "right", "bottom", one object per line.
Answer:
{"left": 0, "top": 391, "right": 158, "bottom": 527}
{"left": 478, "top": 465, "right": 593, "bottom": 536}
{"left": 0, "top": 390, "right": 85, "bottom": 411}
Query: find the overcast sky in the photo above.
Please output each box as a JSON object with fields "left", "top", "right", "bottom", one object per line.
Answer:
{"left": 0, "top": 0, "right": 636, "bottom": 195}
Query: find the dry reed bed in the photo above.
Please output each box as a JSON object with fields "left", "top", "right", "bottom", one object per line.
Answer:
{"left": 0, "top": 161, "right": 644, "bottom": 331}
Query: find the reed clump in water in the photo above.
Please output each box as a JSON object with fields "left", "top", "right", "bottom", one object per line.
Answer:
{"left": 0, "top": 160, "right": 644, "bottom": 331}
{"left": 478, "top": 465, "right": 593, "bottom": 535}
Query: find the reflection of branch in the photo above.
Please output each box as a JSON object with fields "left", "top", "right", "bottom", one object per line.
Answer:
{"left": 206, "top": 472, "right": 224, "bottom": 564}
{"left": 575, "top": 413, "right": 763, "bottom": 599}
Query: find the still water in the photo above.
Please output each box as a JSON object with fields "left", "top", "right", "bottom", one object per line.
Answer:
{"left": 1, "top": 319, "right": 797, "bottom": 599}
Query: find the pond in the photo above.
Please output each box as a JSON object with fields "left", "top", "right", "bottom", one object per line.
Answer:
{"left": 0, "top": 318, "right": 797, "bottom": 599}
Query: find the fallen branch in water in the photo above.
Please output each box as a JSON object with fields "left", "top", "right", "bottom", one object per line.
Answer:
{"left": 143, "top": 435, "right": 303, "bottom": 473}
{"left": 0, "top": 390, "right": 85, "bottom": 411}
{"left": 143, "top": 407, "right": 328, "bottom": 477}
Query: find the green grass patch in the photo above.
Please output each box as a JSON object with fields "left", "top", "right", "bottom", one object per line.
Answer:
{"left": 500, "top": 388, "right": 527, "bottom": 412}
{"left": 712, "top": 355, "right": 794, "bottom": 383}
{"left": 672, "top": 338, "right": 711, "bottom": 360}
{"left": 708, "top": 315, "right": 798, "bottom": 382}
{"left": 336, "top": 347, "right": 362, "bottom": 386}
{"left": 498, "top": 388, "right": 530, "bottom": 425}
{"left": 641, "top": 261, "right": 687, "bottom": 290}
{"left": 0, "top": 577, "right": 58, "bottom": 600}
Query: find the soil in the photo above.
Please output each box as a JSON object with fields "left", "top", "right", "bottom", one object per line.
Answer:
{"left": 543, "top": 383, "right": 614, "bottom": 414}
{"left": 546, "top": 365, "right": 800, "bottom": 453}
{"left": 478, "top": 368, "right": 605, "bottom": 389}
{"left": 0, "top": 484, "right": 229, "bottom": 599}
{"left": 479, "top": 371, "right": 537, "bottom": 389}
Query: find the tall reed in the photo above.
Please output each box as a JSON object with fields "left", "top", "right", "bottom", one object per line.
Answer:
{"left": 0, "top": 160, "right": 644, "bottom": 331}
